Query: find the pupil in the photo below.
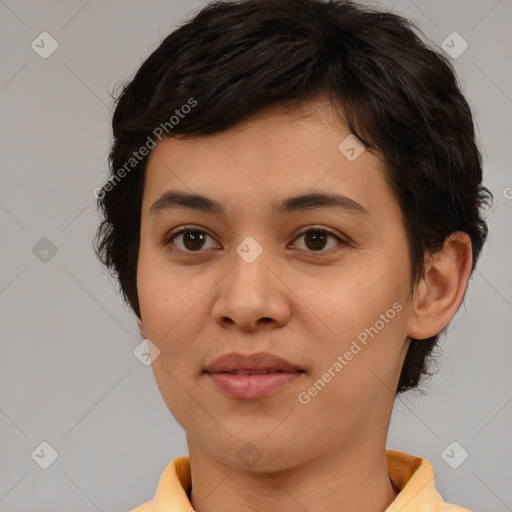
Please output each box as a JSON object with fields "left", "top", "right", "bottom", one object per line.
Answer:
{"left": 306, "top": 231, "right": 326, "bottom": 251}
{"left": 184, "top": 230, "right": 205, "bottom": 250}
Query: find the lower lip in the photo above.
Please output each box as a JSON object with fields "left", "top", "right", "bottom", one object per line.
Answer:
{"left": 207, "top": 371, "right": 303, "bottom": 399}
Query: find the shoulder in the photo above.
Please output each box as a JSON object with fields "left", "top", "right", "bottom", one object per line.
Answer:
{"left": 128, "top": 456, "right": 192, "bottom": 512}
{"left": 385, "top": 449, "right": 474, "bottom": 512}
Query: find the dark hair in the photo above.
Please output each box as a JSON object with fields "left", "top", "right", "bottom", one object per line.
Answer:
{"left": 94, "top": 0, "right": 492, "bottom": 394}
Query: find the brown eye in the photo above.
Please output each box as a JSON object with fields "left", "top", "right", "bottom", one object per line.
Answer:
{"left": 165, "top": 228, "right": 217, "bottom": 252}
{"left": 292, "top": 228, "right": 344, "bottom": 252}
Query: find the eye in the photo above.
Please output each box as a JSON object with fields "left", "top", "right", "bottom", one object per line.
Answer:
{"left": 290, "top": 227, "right": 346, "bottom": 253}
{"left": 163, "top": 227, "right": 218, "bottom": 253}
{"left": 162, "top": 226, "right": 346, "bottom": 254}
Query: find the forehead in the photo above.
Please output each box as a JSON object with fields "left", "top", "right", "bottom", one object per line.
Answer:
{"left": 142, "top": 98, "right": 393, "bottom": 220}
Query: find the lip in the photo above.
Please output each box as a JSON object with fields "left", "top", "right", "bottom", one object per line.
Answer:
{"left": 204, "top": 351, "right": 303, "bottom": 373}
{"left": 204, "top": 352, "right": 305, "bottom": 400}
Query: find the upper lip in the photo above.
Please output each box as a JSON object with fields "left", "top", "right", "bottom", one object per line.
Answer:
{"left": 205, "top": 352, "right": 304, "bottom": 373}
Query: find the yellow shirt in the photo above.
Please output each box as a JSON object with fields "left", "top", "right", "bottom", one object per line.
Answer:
{"left": 130, "top": 449, "right": 472, "bottom": 512}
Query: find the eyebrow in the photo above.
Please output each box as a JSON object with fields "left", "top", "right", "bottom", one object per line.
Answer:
{"left": 149, "top": 190, "right": 370, "bottom": 219}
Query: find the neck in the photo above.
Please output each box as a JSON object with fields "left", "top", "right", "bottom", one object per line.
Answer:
{"left": 187, "top": 435, "right": 398, "bottom": 512}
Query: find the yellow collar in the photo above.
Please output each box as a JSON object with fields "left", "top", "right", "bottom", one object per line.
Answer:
{"left": 131, "top": 450, "right": 472, "bottom": 512}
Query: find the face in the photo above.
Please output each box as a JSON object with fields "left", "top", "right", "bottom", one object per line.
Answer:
{"left": 137, "top": 98, "right": 414, "bottom": 471}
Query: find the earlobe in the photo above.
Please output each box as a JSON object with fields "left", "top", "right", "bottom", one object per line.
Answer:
{"left": 406, "top": 232, "right": 473, "bottom": 340}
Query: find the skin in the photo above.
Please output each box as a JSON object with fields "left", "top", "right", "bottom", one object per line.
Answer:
{"left": 136, "top": 97, "right": 472, "bottom": 512}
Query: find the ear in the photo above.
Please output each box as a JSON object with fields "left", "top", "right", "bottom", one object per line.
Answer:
{"left": 406, "top": 231, "right": 473, "bottom": 340}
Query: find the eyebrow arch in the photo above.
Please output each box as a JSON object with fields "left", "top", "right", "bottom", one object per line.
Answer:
{"left": 149, "top": 190, "right": 370, "bottom": 219}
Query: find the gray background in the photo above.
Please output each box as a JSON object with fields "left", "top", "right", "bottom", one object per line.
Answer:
{"left": 0, "top": 0, "right": 510, "bottom": 511}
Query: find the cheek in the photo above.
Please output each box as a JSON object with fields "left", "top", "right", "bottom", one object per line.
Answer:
{"left": 302, "top": 270, "right": 409, "bottom": 410}
{"left": 137, "top": 250, "right": 211, "bottom": 402}
{"left": 307, "top": 262, "right": 406, "bottom": 341}
{"left": 296, "top": 321, "right": 406, "bottom": 442}
{"left": 137, "top": 248, "right": 208, "bottom": 339}
{"left": 150, "top": 357, "right": 198, "bottom": 434}
{"left": 138, "top": 263, "right": 207, "bottom": 429}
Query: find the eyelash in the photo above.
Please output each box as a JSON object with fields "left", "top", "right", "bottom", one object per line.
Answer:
{"left": 162, "top": 225, "right": 347, "bottom": 256}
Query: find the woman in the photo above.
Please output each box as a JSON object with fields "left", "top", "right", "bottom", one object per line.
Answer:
{"left": 94, "top": 1, "right": 491, "bottom": 510}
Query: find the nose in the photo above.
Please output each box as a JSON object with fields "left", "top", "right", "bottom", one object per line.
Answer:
{"left": 211, "top": 245, "right": 292, "bottom": 331}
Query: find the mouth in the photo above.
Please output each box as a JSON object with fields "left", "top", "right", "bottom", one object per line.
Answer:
{"left": 204, "top": 352, "right": 306, "bottom": 400}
